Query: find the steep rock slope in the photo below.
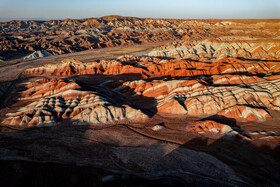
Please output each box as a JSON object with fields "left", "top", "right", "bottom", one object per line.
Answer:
{"left": 4, "top": 51, "right": 280, "bottom": 130}
{"left": 149, "top": 39, "right": 280, "bottom": 59}
{"left": 2, "top": 78, "right": 149, "bottom": 126}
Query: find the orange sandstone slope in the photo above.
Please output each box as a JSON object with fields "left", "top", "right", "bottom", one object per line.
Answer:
{"left": 1, "top": 21, "right": 280, "bottom": 185}
{"left": 17, "top": 57, "right": 280, "bottom": 123}
{"left": 0, "top": 39, "right": 279, "bottom": 143}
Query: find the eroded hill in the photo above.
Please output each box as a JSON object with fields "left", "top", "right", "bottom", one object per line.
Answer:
{"left": 0, "top": 17, "right": 280, "bottom": 186}
{"left": 1, "top": 16, "right": 280, "bottom": 60}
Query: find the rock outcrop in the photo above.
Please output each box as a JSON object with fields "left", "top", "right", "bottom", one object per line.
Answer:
{"left": 23, "top": 50, "right": 52, "bottom": 60}
{"left": 149, "top": 39, "right": 280, "bottom": 60}
{"left": 4, "top": 50, "right": 279, "bottom": 128}
{"left": 0, "top": 17, "right": 279, "bottom": 150}
{"left": 1, "top": 17, "right": 280, "bottom": 186}
{"left": 18, "top": 39, "right": 280, "bottom": 125}
{"left": 2, "top": 78, "right": 149, "bottom": 127}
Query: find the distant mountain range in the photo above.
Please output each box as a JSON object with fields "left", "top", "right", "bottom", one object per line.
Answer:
{"left": 1, "top": 15, "right": 279, "bottom": 61}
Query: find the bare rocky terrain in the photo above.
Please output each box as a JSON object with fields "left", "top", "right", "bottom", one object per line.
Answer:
{"left": 0, "top": 16, "right": 280, "bottom": 186}
{"left": 1, "top": 15, "right": 279, "bottom": 61}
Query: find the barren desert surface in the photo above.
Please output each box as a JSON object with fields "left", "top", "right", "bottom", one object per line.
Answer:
{"left": 0, "top": 16, "right": 280, "bottom": 186}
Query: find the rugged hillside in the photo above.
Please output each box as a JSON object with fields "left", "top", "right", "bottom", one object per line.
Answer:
{"left": 1, "top": 16, "right": 279, "bottom": 60}
{"left": 3, "top": 49, "right": 280, "bottom": 141}
{"left": 0, "top": 17, "right": 280, "bottom": 186}
{"left": 149, "top": 39, "right": 280, "bottom": 59}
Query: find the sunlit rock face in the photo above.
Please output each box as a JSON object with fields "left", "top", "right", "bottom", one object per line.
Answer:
{"left": 2, "top": 78, "right": 149, "bottom": 127}
{"left": 1, "top": 19, "right": 280, "bottom": 143}
{"left": 4, "top": 45, "right": 280, "bottom": 128}
{"left": 1, "top": 18, "right": 280, "bottom": 186}
{"left": 149, "top": 40, "right": 280, "bottom": 60}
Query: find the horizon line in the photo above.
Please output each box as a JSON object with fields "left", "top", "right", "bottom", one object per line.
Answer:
{"left": 1, "top": 15, "right": 280, "bottom": 22}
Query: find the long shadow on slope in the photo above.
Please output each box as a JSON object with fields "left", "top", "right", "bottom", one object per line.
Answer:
{"left": 199, "top": 114, "right": 254, "bottom": 138}
{"left": 236, "top": 57, "right": 280, "bottom": 63}
{"left": 0, "top": 120, "right": 184, "bottom": 187}
{"left": 71, "top": 73, "right": 158, "bottom": 118}
{"left": 0, "top": 76, "right": 26, "bottom": 110}
{"left": 166, "top": 135, "right": 280, "bottom": 186}
{"left": 0, "top": 119, "right": 280, "bottom": 186}
{"left": 71, "top": 72, "right": 268, "bottom": 87}
{"left": 200, "top": 114, "right": 237, "bottom": 127}
{"left": 0, "top": 122, "right": 110, "bottom": 187}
